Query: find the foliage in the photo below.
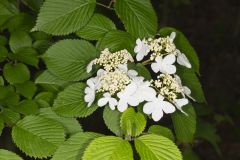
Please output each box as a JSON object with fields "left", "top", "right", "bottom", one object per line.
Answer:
{"left": 0, "top": 0, "right": 220, "bottom": 160}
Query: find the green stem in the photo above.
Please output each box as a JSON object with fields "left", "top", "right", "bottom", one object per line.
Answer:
{"left": 96, "top": 2, "right": 114, "bottom": 10}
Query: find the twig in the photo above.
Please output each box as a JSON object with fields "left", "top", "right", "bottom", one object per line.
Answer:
{"left": 142, "top": 59, "right": 152, "bottom": 65}
{"left": 96, "top": 2, "right": 114, "bottom": 10}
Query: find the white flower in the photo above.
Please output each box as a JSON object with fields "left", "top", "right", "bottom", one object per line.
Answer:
{"left": 86, "top": 60, "right": 95, "bottom": 73}
{"left": 174, "top": 98, "right": 189, "bottom": 114}
{"left": 84, "top": 78, "right": 96, "bottom": 107}
{"left": 134, "top": 38, "right": 150, "bottom": 61}
{"left": 151, "top": 54, "right": 176, "bottom": 74}
{"left": 97, "top": 93, "right": 118, "bottom": 110}
{"left": 169, "top": 32, "right": 176, "bottom": 41}
{"left": 176, "top": 51, "right": 191, "bottom": 68}
{"left": 174, "top": 75, "right": 195, "bottom": 101}
{"left": 143, "top": 95, "right": 176, "bottom": 121}
{"left": 117, "top": 64, "right": 138, "bottom": 78}
{"left": 116, "top": 77, "right": 156, "bottom": 112}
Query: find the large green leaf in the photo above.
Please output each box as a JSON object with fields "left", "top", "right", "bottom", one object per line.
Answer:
{"left": 53, "top": 83, "right": 98, "bottom": 117}
{"left": 159, "top": 27, "right": 199, "bottom": 74}
{"left": 171, "top": 104, "right": 196, "bottom": 143}
{"left": 39, "top": 108, "right": 82, "bottom": 135}
{"left": 83, "top": 136, "right": 133, "bottom": 160}
{"left": 52, "top": 132, "right": 102, "bottom": 160}
{"left": 35, "top": 70, "right": 68, "bottom": 86}
{"left": 0, "top": 149, "right": 23, "bottom": 160}
{"left": 3, "top": 63, "right": 30, "bottom": 84}
{"left": 0, "top": 0, "right": 18, "bottom": 26}
{"left": 9, "top": 30, "right": 32, "bottom": 53}
{"left": 15, "top": 81, "right": 37, "bottom": 99}
{"left": 77, "top": 13, "right": 116, "bottom": 40}
{"left": 120, "top": 108, "right": 146, "bottom": 137}
{"left": 97, "top": 30, "right": 135, "bottom": 54}
{"left": 33, "top": 0, "right": 96, "bottom": 35}
{"left": 0, "top": 86, "right": 20, "bottom": 106}
{"left": 43, "top": 40, "right": 97, "bottom": 81}
{"left": 148, "top": 125, "right": 175, "bottom": 141}
{"left": 13, "top": 47, "right": 39, "bottom": 67}
{"left": 114, "top": 0, "right": 157, "bottom": 38}
{"left": 135, "top": 134, "right": 182, "bottom": 160}
{"left": 0, "top": 107, "right": 20, "bottom": 125}
{"left": 12, "top": 115, "right": 65, "bottom": 158}
{"left": 177, "top": 66, "right": 205, "bottom": 103}
{"left": 0, "top": 46, "right": 8, "bottom": 62}
{"left": 103, "top": 106, "right": 122, "bottom": 136}
{"left": 10, "top": 100, "right": 39, "bottom": 115}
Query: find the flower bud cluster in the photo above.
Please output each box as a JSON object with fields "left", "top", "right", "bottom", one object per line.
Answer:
{"left": 94, "top": 48, "right": 134, "bottom": 72}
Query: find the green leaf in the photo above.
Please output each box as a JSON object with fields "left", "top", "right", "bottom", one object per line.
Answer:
{"left": 39, "top": 108, "right": 82, "bottom": 135}
{"left": 10, "top": 100, "right": 39, "bottom": 115}
{"left": 0, "top": 107, "right": 20, "bottom": 125}
{"left": 52, "top": 132, "right": 102, "bottom": 160}
{"left": 33, "top": 40, "right": 51, "bottom": 53}
{"left": 177, "top": 66, "right": 205, "bottom": 103}
{"left": 0, "top": 149, "right": 23, "bottom": 160}
{"left": 13, "top": 47, "right": 39, "bottom": 67}
{"left": 35, "top": 70, "right": 68, "bottom": 86}
{"left": 195, "top": 120, "right": 221, "bottom": 155}
{"left": 83, "top": 136, "right": 133, "bottom": 160}
{"left": 0, "top": 86, "right": 20, "bottom": 106}
{"left": 77, "top": 13, "right": 116, "bottom": 40}
{"left": 44, "top": 39, "right": 97, "bottom": 81}
{"left": 0, "top": 76, "right": 4, "bottom": 86}
{"left": 12, "top": 115, "right": 65, "bottom": 158}
{"left": 3, "top": 63, "right": 30, "bottom": 84}
{"left": 0, "top": 119, "right": 4, "bottom": 136}
{"left": 148, "top": 125, "right": 175, "bottom": 141}
{"left": 9, "top": 30, "right": 32, "bottom": 53}
{"left": 0, "top": 0, "right": 18, "bottom": 26}
{"left": 159, "top": 27, "right": 200, "bottom": 74}
{"left": 114, "top": 0, "right": 157, "bottom": 38}
{"left": 15, "top": 81, "right": 37, "bottom": 99}
{"left": 33, "top": 0, "right": 96, "bottom": 35}
{"left": 21, "top": 0, "right": 43, "bottom": 11}
{"left": 171, "top": 104, "right": 196, "bottom": 143}
{"left": 53, "top": 83, "right": 98, "bottom": 117}
{"left": 97, "top": 30, "right": 135, "bottom": 54}
{"left": 120, "top": 108, "right": 146, "bottom": 137}
{"left": 103, "top": 106, "right": 122, "bottom": 136}
{"left": 34, "top": 91, "right": 55, "bottom": 106}
{"left": 3, "top": 13, "right": 35, "bottom": 32}
{"left": 0, "top": 35, "right": 7, "bottom": 46}
{"left": 135, "top": 134, "right": 182, "bottom": 160}
{"left": 0, "top": 46, "right": 8, "bottom": 62}
{"left": 183, "top": 149, "right": 199, "bottom": 160}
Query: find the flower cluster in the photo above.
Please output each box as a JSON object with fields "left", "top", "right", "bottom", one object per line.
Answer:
{"left": 84, "top": 32, "right": 195, "bottom": 121}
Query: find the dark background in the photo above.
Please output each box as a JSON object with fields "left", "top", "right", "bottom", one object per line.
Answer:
{"left": 153, "top": 0, "right": 240, "bottom": 159}
{"left": 1, "top": 0, "right": 240, "bottom": 159}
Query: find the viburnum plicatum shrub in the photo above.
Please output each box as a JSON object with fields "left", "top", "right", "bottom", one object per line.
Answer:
{"left": 0, "top": 0, "right": 221, "bottom": 160}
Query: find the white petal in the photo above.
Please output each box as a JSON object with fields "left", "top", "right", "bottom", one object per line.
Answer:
{"left": 118, "top": 64, "right": 128, "bottom": 72}
{"left": 128, "top": 70, "right": 138, "bottom": 77}
{"left": 143, "top": 102, "right": 155, "bottom": 114}
{"left": 183, "top": 86, "right": 191, "bottom": 95}
{"left": 117, "top": 100, "right": 128, "bottom": 112}
{"left": 141, "top": 87, "right": 156, "bottom": 101}
{"left": 161, "top": 101, "right": 176, "bottom": 114}
{"left": 176, "top": 98, "right": 189, "bottom": 107}
{"left": 128, "top": 98, "right": 140, "bottom": 106}
{"left": 86, "top": 60, "right": 94, "bottom": 73}
{"left": 122, "top": 82, "right": 138, "bottom": 96}
{"left": 155, "top": 56, "right": 162, "bottom": 63}
{"left": 86, "top": 79, "right": 95, "bottom": 89}
{"left": 170, "top": 32, "right": 176, "bottom": 40}
{"left": 174, "top": 74, "right": 182, "bottom": 85}
{"left": 136, "top": 52, "right": 144, "bottom": 61}
{"left": 134, "top": 39, "right": 142, "bottom": 53}
{"left": 152, "top": 107, "right": 164, "bottom": 121}
{"left": 109, "top": 98, "right": 118, "bottom": 110}
{"left": 163, "top": 54, "right": 176, "bottom": 65}
{"left": 161, "top": 64, "right": 176, "bottom": 74}
{"left": 177, "top": 53, "right": 191, "bottom": 68}
{"left": 151, "top": 62, "right": 160, "bottom": 73}
{"left": 97, "top": 97, "right": 109, "bottom": 107}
